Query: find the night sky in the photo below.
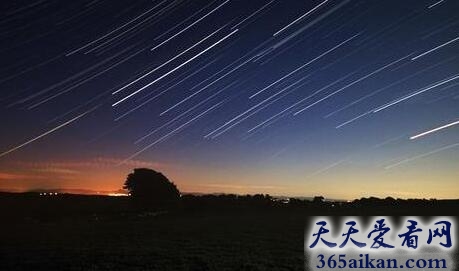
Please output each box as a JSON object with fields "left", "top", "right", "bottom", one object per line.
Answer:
{"left": 0, "top": 0, "right": 458, "bottom": 199}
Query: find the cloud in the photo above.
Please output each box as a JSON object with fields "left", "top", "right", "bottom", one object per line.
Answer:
{"left": 11, "top": 157, "right": 167, "bottom": 171}
{"left": 32, "top": 167, "right": 80, "bottom": 175}
{"left": 0, "top": 157, "right": 171, "bottom": 191}
{"left": 0, "top": 172, "right": 46, "bottom": 181}
{"left": 92, "top": 157, "right": 166, "bottom": 169}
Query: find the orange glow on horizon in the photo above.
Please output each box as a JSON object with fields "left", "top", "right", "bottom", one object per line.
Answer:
{"left": 0, "top": 156, "right": 458, "bottom": 200}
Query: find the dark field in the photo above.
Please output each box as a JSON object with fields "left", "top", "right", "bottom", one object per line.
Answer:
{"left": 1, "top": 193, "right": 458, "bottom": 271}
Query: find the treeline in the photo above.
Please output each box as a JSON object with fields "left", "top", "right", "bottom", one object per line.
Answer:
{"left": 1, "top": 192, "right": 458, "bottom": 218}
{"left": 180, "top": 194, "right": 459, "bottom": 215}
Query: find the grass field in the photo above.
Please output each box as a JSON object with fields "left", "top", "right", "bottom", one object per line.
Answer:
{"left": 0, "top": 195, "right": 306, "bottom": 270}
{"left": 1, "top": 193, "right": 458, "bottom": 271}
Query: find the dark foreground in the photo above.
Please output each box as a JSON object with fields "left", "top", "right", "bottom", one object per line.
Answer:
{"left": 1, "top": 193, "right": 458, "bottom": 271}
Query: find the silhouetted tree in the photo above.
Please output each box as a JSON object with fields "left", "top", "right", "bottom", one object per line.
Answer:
{"left": 312, "top": 196, "right": 324, "bottom": 204}
{"left": 123, "top": 168, "right": 180, "bottom": 208}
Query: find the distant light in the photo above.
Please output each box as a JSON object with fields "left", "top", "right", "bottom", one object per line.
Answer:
{"left": 107, "top": 193, "right": 129, "bottom": 197}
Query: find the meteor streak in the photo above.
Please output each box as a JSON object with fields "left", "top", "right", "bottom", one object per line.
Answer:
{"left": 325, "top": 55, "right": 459, "bottom": 118}
{"left": 150, "top": 0, "right": 230, "bottom": 51}
{"left": 136, "top": 81, "right": 239, "bottom": 144}
{"left": 206, "top": 76, "right": 308, "bottom": 138}
{"left": 114, "top": 59, "right": 219, "bottom": 121}
{"left": 246, "top": 80, "right": 312, "bottom": 133}
{"left": 120, "top": 101, "right": 225, "bottom": 164}
{"left": 0, "top": 106, "right": 98, "bottom": 158}
{"left": 249, "top": 33, "right": 359, "bottom": 99}
{"left": 83, "top": 0, "right": 180, "bottom": 54}
{"left": 66, "top": 2, "right": 165, "bottom": 56}
{"left": 428, "top": 0, "right": 446, "bottom": 9}
{"left": 160, "top": 56, "right": 254, "bottom": 116}
{"left": 112, "top": 29, "right": 238, "bottom": 107}
{"left": 246, "top": 71, "right": 357, "bottom": 133}
{"left": 154, "top": 0, "right": 220, "bottom": 41}
{"left": 335, "top": 111, "right": 371, "bottom": 129}
{"left": 373, "top": 74, "right": 459, "bottom": 113}
{"left": 30, "top": 48, "right": 144, "bottom": 108}
{"left": 385, "top": 142, "right": 459, "bottom": 169}
{"left": 231, "top": 0, "right": 275, "bottom": 30}
{"left": 411, "top": 35, "right": 459, "bottom": 61}
{"left": 307, "top": 159, "right": 346, "bottom": 178}
{"left": 112, "top": 25, "right": 226, "bottom": 95}
{"left": 271, "top": 0, "right": 351, "bottom": 49}
{"left": 410, "top": 119, "right": 459, "bottom": 140}
{"left": 19, "top": 46, "right": 135, "bottom": 105}
{"left": 295, "top": 54, "right": 409, "bottom": 116}
{"left": 273, "top": 0, "right": 329, "bottom": 36}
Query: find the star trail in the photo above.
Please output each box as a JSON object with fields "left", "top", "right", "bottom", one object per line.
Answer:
{"left": 0, "top": 0, "right": 458, "bottom": 199}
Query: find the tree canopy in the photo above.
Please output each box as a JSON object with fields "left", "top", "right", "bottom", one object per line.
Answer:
{"left": 123, "top": 168, "right": 180, "bottom": 207}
